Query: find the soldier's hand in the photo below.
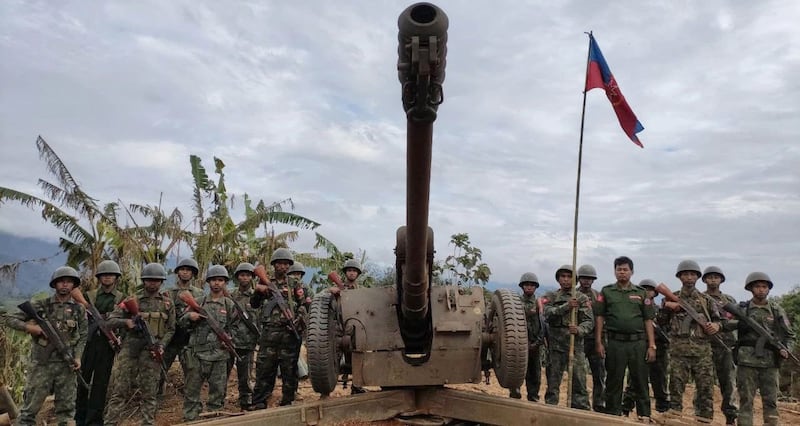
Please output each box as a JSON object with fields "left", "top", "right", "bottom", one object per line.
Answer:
{"left": 596, "top": 342, "right": 605, "bottom": 359}
{"left": 188, "top": 312, "right": 202, "bottom": 322}
{"left": 703, "top": 322, "right": 720, "bottom": 335}
{"left": 568, "top": 298, "right": 580, "bottom": 309}
{"left": 329, "top": 287, "right": 341, "bottom": 296}
{"left": 255, "top": 283, "right": 271, "bottom": 294}
{"left": 664, "top": 301, "right": 681, "bottom": 312}
{"left": 124, "top": 319, "right": 135, "bottom": 329}
{"left": 568, "top": 324, "right": 578, "bottom": 335}
{"left": 72, "top": 359, "right": 82, "bottom": 371}
{"left": 646, "top": 346, "right": 656, "bottom": 363}
{"left": 779, "top": 349, "right": 789, "bottom": 359}
{"left": 25, "top": 323, "right": 44, "bottom": 336}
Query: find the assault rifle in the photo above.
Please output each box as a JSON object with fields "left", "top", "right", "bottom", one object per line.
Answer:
{"left": 70, "top": 288, "right": 122, "bottom": 352}
{"left": 17, "top": 301, "right": 89, "bottom": 389}
{"left": 536, "top": 297, "right": 549, "bottom": 349}
{"left": 224, "top": 288, "right": 261, "bottom": 339}
{"left": 655, "top": 283, "right": 729, "bottom": 350}
{"left": 253, "top": 265, "right": 301, "bottom": 340}
{"left": 178, "top": 293, "right": 241, "bottom": 362}
{"left": 121, "top": 298, "right": 169, "bottom": 377}
{"left": 722, "top": 302, "right": 800, "bottom": 365}
{"left": 327, "top": 271, "right": 345, "bottom": 290}
{"left": 653, "top": 323, "right": 670, "bottom": 345}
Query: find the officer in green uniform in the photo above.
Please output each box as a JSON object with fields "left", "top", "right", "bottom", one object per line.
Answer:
{"left": 75, "top": 260, "right": 125, "bottom": 426}
{"left": 227, "top": 262, "right": 259, "bottom": 410}
{"left": 509, "top": 272, "right": 544, "bottom": 401}
{"left": 735, "top": 272, "right": 795, "bottom": 426}
{"left": 4, "top": 266, "right": 88, "bottom": 426}
{"left": 594, "top": 256, "right": 656, "bottom": 420}
{"left": 577, "top": 264, "right": 606, "bottom": 412}
{"left": 662, "top": 260, "right": 722, "bottom": 423}
{"left": 700, "top": 266, "right": 738, "bottom": 425}
{"left": 543, "top": 265, "right": 593, "bottom": 409}
{"left": 181, "top": 265, "right": 236, "bottom": 421}
{"left": 105, "top": 263, "right": 175, "bottom": 426}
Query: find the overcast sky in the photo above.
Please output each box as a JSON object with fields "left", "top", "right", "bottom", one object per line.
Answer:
{"left": 1, "top": 0, "right": 798, "bottom": 301}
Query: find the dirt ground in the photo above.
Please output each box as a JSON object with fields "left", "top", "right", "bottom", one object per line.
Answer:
{"left": 37, "top": 363, "right": 800, "bottom": 425}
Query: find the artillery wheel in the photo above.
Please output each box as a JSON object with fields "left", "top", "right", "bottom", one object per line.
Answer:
{"left": 487, "top": 289, "right": 528, "bottom": 388}
{"left": 307, "top": 291, "right": 343, "bottom": 395}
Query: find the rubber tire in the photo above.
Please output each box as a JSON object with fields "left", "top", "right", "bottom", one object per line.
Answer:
{"left": 488, "top": 289, "right": 528, "bottom": 388}
{"left": 307, "top": 291, "right": 343, "bottom": 395}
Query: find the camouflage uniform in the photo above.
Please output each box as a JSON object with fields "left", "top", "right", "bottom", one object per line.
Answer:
{"left": 542, "top": 289, "right": 593, "bottom": 409}
{"left": 75, "top": 288, "right": 124, "bottom": 426}
{"left": 520, "top": 293, "right": 544, "bottom": 402}
{"left": 251, "top": 280, "right": 301, "bottom": 407}
{"left": 662, "top": 288, "right": 721, "bottom": 422}
{"left": 180, "top": 295, "right": 236, "bottom": 421}
{"left": 226, "top": 288, "right": 260, "bottom": 409}
{"left": 700, "top": 292, "right": 738, "bottom": 424}
{"left": 579, "top": 287, "right": 606, "bottom": 412}
{"left": 735, "top": 300, "right": 795, "bottom": 426}
{"left": 104, "top": 292, "right": 175, "bottom": 426}
{"left": 4, "top": 295, "right": 88, "bottom": 426}
{"left": 160, "top": 284, "right": 204, "bottom": 393}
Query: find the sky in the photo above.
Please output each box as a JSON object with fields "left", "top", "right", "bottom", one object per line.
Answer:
{"left": 1, "top": 0, "right": 798, "bottom": 301}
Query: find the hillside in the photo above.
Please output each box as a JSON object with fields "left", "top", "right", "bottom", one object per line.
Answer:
{"left": 0, "top": 232, "right": 65, "bottom": 297}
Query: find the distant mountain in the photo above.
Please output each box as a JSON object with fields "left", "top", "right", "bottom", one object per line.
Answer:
{"left": 0, "top": 232, "right": 65, "bottom": 297}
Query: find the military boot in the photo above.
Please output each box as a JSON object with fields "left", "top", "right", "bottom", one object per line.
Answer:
{"left": 509, "top": 388, "right": 522, "bottom": 399}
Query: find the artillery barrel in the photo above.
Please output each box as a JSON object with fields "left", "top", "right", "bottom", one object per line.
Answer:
{"left": 396, "top": 3, "right": 448, "bottom": 330}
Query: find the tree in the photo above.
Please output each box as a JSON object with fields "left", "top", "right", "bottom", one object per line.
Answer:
{"left": 439, "top": 233, "right": 491, "bottom": 287}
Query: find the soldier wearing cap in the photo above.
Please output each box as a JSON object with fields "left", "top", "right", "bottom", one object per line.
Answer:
{"left": 542, "top": 264, "right": 593, "bottom": 409}
{"left": 577, "top": 264, "right": 606, "bottom": 412}
{"left": 3, "top": 266, "right": 88, "bottom": 426}
{"left": 594, "top": 256, "right": 656, "bottom": 421}
{"left": 75, "top": 260, "right": 125, "bottom": 426}
{"left": 509, "top": 272, "right": 544, "bottom": 401}
{"left": 735, "top": 272, "right": 795, "bottom": 426}
{"left": 662, "top": 260, "right": 723, "bottom": 423}
{"left": 700, "top": 266, "right": 738, "bottom": 425}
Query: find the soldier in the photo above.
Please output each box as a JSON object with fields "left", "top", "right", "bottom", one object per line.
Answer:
{"left": 341, "top": 259, "right": 361, "bottom": 290}
{"left": 735, "top": 272, "right": 795, "bottom": 426}
{"left": 509, "top": 272, "right": 544, "bottom": 401}
{"left": 3, "top": 266, "right": 88, "bottom": 426}
{"left": 75, "top": 260, "right": 125, "bottom": 426}
{"left": 160, "top": 258, "right": 204, "bottom": 396}
{"left": 662, "top": 260, "right": 722, "bottom": 423}
{"left": 542, "top": 265, "right": 593, "bottom": 409}
{"left": 227, "top": 262, "right": 259, "bottom": 410}
{"left": 621, "top": 279, "right": 670, "bottom": 415}
{"left": 249, "top": 248, "right": 302, "bottom": 409}
{"left": 104, "top": 263, "right": 175, "bottom": 426}
{"left": 595, "top": 256, "right": 656, "bottom": 421}
{"left": 700, "top": 266, "right": 738, "bottom": 425}
{"left": 181, "top": 265, "right": 236, "bottom": 421}
{"left": 330, "top": 259, "right": 365, "bottom": 394}
{"left": 576, "top": 264, "right": 606, "bottom": 412}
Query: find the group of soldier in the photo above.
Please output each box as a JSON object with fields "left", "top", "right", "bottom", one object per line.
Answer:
{"left": 2, "top": 248, "right": 364, "bottom": 426}
{"left": 512, "top": 256, "right": 796, "bottom": 425}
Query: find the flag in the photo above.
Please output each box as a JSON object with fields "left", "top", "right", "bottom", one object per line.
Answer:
{"left": 585, "top": 34, "right": 644, "bottom": 147}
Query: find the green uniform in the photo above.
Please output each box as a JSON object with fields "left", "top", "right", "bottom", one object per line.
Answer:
{"left": 226, "top": 288, "right": 260, "bottom": 408}
{"left": 622, "top": 302, "right": 670, "bottom": 414}
{"left": 104, "top": 292, "right": 175, "bottom": 426}
{"left": 579, "top": 287, "right": 606, "bottom": 412}
{"left": 518, "top": 293, "right": 544, "bottom": 401}
{"left": 662, "top": 287, "right": 721, "bottom": 422}
{"left": 75, "top": 288, "right": 124, "bottom": 426}
{"left": 542, "top": 289, "right": 593, "bottom": 409}
{"left": 160, "top": 284, "right": 204, "bottom": 394}
{"left": 180, "top": 295, "right": 236, "bottom": 421}
{"left": 700, "top": 292, "right": 738, "bottom": 424}
{"left": 5, "top": 295, "right": 88, "bottom": 426}
{"left": 735, "top": 300, "right": 795, "bottom": 426}
{"left": 595, "top": 282, "right": 655, "bottom": 417}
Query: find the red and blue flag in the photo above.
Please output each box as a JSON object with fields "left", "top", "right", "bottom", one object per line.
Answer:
{"left": 585, "top": 34, "right": 644, "bottom": 148}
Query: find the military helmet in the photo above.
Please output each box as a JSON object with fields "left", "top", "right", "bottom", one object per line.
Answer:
{"left": 342, "top": 259, "right": 362, "bottom": 275}
{"left": 288, "top": 261, "right": 306, "bottom": 276}
{"left": 95, "top": 260, "right": 122, "bottom": 277}
{"left": 577, "top": 264, "right": 598, "bottom": 279}
{"left": 638, "top": 279, "right": 657, "bottom": 290}
{"left": 50, "top": 266, "right": 81, "bottom": 288}
{"left": 270, "top": 248, "right": 295, "bottom": 265}
{"left": 702, "top": 266, "right": 726, "bottom": 283}
{"left": 176, "top": 258, "right": 199, "bottom": 276}
{"left": 554, "top": 264, "right": 574, "bottom": 281}
{"left": 744, "top": 271, "right": 773, "bottom": 291}
{"left": 675, "top": 260, "right": 702, "bottom": 278}
{"left": 141, "top": 263, "right": 167, "bottom": 280}
{"left": 518, "top": 272, "right": 539, "bottom": 288}
{"left": 206, "top": 265, "right": 229, "bottom": 282}
{"left": 234, "top": 262, "right": 255, "bottom": 276}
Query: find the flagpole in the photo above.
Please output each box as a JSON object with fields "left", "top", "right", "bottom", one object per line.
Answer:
{"left": 567, "top": 30, "right": 593, "bottom": 409}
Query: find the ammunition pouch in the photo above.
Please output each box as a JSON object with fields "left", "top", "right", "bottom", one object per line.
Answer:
{"left": 140, "top": 312, "right": 168, "bottom": 338}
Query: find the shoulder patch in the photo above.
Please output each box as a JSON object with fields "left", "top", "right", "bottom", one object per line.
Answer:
{"left": 644, "top": 298, "right": 652, "bottom": 305}
{"left": 596, "top": 294, "right": 604, "bottom": 303}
